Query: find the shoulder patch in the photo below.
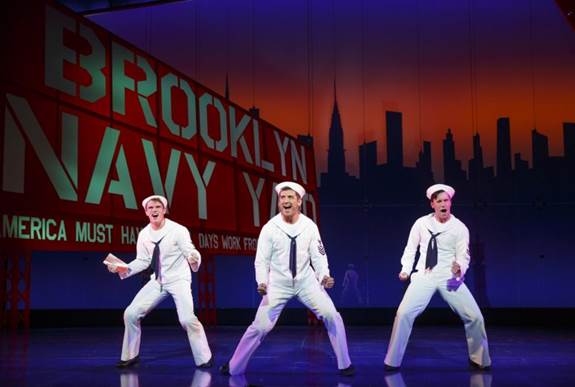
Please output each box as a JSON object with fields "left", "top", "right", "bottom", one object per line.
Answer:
{"left": 317, "top": 239, "right": 326, "bottom": 255}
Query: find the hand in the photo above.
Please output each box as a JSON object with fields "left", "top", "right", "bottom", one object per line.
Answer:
{"left": 189, "top": 249, "right": 201, "bottom": 264}
{"left": 116, "top": 265, "right": 129, "bottom": 274}
{"left": 398, "top": 272, "right": 409, "bottom": 281}
{"left": 451, "top": 261, "right": 461, "bottom": 276}
{"left": 107, "top": 263, "right": 128, "bottom": 274}
{"left": 187, "top": 250, "right": 201, "bottom": 271}
{"left": 257, "top": 283, "right": 267, "bottom": 296}
{"left": 321, "top": 275, "right": 335, "bottom": 289}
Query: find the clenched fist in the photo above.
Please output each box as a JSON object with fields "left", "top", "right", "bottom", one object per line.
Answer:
{"left": 257, "top": 283, "right": 267, "bottom": 296}
{"left": 187, "top": 249, "right": 202, "bottom": 271}
{"left": 321, "top": 276, "right": 335, "bottom": 289}
{"left": 398, "top": 272, "right": 409, "bottom": 281}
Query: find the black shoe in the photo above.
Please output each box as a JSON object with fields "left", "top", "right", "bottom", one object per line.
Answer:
{"left": 339, "top": 364, "right": 355, "bottom": 376}
{"left": 198, "top": 355, "right": 213, "bottom": 368}
{"left": 468, "top": 359, "right": 491, "bottom": 371}
{"left": 384, "top": 363, "right": 400, "bottom": 372}
{"left": 219, "top": 362, "right": 230, "bottom": 375}
{"left": 116, "top": 355, "right": 140, "bottom": 368}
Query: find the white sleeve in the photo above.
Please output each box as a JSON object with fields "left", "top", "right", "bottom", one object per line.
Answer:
{"left": 309, "top": 224, "right": 330, "bottom": 281}
{"left": 176, "top": 225, "right": 201, "bottom": 271}
{"left": 400, "top": 220, "right": 422, "bottom": 274}
{"left": 455, "top": 223, "right": 471, "bottom": 277}
{"left": 254, "top": 225, "right": 273, "bottom": 285}
{"left": 123, "top": 232, "right": 152, "bottom": 279}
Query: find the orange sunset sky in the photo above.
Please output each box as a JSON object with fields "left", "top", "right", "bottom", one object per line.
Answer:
{"left": 89, "top": 0, "right": 575, "bottom": 180}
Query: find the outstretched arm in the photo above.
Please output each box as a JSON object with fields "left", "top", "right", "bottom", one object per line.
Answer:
{"left": 111, "top": 236, "right": 152, "bottom": 279}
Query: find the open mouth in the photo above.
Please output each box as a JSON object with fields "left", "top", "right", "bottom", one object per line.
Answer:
{"left": 440, "top": 209, "right": 447, "bottom": 213}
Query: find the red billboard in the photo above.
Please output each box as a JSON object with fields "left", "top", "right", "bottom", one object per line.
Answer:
{"left": 0, "top": 1, "right": 318, "bottom": 255}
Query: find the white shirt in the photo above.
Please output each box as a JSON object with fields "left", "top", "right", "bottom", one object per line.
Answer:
{"left": 255, "top": 213, "right": 330, "bottom": 286}
{"left": 400, "top": 213, "right": 470, "bottom": 277}
{"left": 123, "top": 219, "right": 200, "bottom": 284}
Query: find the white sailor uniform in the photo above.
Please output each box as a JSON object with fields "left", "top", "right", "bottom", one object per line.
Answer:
{"left": 226, "top": 213, "right": 352, "bottom": 375}
{"left": 384, "top": 213, "right": 491, "bottom": 368}
{"left": 119, "top": 218, "right": 212, "bottom": 365}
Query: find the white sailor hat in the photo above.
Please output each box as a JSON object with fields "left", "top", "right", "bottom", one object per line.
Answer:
{"left": 142, "top": 194, "right": 168, "bottom": 209}
{"left": 426, "top": 184, "right": 455, "bottom": 200}
{"left": 274, "top": 181, "right": 306, "bottom": 198}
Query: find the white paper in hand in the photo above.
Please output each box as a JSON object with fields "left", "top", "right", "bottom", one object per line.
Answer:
{"left": 103, "top": 253, "right": 128, "bottom": 268}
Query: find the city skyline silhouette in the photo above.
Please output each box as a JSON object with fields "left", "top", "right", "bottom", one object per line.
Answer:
{"left": 88, "top": 0, "right": 575, "bottom": 179}
{"left": 318, "top": 91, "right": 575, "bottom": 204}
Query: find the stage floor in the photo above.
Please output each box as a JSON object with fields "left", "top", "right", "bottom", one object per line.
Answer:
{"left": 1, "top": 325, "right": 573, "bottom": 386}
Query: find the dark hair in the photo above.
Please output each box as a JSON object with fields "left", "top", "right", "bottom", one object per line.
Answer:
{"left": 430, "top": 190, "right": 446, "bottom": 201}
{"left": 279, "top": 186, "right": 301, "bottom": 199}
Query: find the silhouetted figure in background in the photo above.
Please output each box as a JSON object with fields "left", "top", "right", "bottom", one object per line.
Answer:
{"left": 341, "top": 263, "right": 363, "bottom": 305}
